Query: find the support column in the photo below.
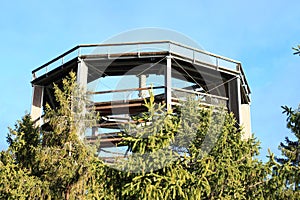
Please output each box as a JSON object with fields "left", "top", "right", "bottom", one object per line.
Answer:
{"left": 165, "top": 56, "right": 172, "bottom": 110}
{"left": 77, "top": 59, "right": 89, "bottom": 136}
{"left": 241, "top": 104, "right": 252, "bottom": 140}
{"left": 228, "top": 75, "right": 241, "bottom": 124}
{"left": 30, "top": 85, "right": 44, "bottom": 126}
{"left": 92, "top": 127, "right": 98, "bottom": 136}
{"left": 77, "top": 59, "right": 88, "bottom": 89}
{"left": 138, "top": 74, "right": 147, "bottom": 98}
{"left": 236, "top": 75, "right": 242, "bottom": 124}
{"left": 228, "top": 75, "right": 251, "bottom": 139}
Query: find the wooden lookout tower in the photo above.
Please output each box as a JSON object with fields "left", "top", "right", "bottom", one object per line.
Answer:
{"left": 30, "top": 41, "right": 251, "bottom": 155}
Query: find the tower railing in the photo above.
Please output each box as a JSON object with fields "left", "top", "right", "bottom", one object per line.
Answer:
{"left": 32, "top": 41, "right": 244, "bottom": 79}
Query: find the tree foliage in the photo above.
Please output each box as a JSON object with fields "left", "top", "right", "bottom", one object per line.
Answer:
{"left": 1, "top": 72, "right": 101, "bottom": 199}
{"left": 271, "top": 47, "right": 300, "bottom": 197}
{"left": 274, "top": 105, "right": 300, "bottom": 195}
{"left": 1, "top": 72, "right": 299, "bottom": 199}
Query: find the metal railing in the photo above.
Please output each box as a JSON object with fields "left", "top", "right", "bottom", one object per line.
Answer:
{"left": 32, "top": 40, "right": 244, "bottom": 80}
{"left": 171, "top": 87, "right": 228, "bottom": 107}
{"left": 89, "top": 86, "right": 165, "bottom": 103}
{"left": 88, "top": 86, "right": 228, "bottom": 109}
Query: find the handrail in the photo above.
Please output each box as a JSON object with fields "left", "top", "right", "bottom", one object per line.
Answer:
{"left": 88, "top": 86, "right": 165, "bottom": 95}
{"left": 168, "top": 40, "right": 241, "bottom": 65}
{"left": 32, "top": 45, "right": 80, "bottom": 74}
{"left": 172, "top": 87, "right": 229, "bottom": 101}
{"left": 32, "top": 41, "right": 171, "bottom": 74}
{"left": 32, "top": 40, "right": 242, "bottom": 78}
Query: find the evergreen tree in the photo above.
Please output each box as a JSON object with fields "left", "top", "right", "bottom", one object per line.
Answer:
{"left": 2, "top": 72, "right": 298, "bottom": 199}
{"left": 6, "top": 114, "right": 40, "bottom": 173}
{"left": 1, "top": 72, "right": 104, "bottom": 199}
{"left": 111, "top": 96, "right": 272, "bottom": 199}
{"left": 0, "top": 145, "right": 50, "bottom": 199}
{"left": 276, "top": 105, "right": 300, "bottom": 192}
{"left": 273, "top": 47, "right": 300, "bottom": 196}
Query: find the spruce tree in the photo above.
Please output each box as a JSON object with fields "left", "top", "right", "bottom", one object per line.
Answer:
{"left": 276, "top": 105, "right": 300, "bottom": 192}
{"left": 2, "top": 72, "right": 295, "bottom": 199}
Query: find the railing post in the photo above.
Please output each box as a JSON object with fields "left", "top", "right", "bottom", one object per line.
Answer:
{"left": 193, "top": 51, "right": 195, "bottom": 63}
{"left": 237, "top": 63, "right": 241, "bottom": 72}
{"left": 137, "top": 44, "right": 140, "bottom": 57}
{"left": 78, "top": 47, "right": 81, "bottom": 57}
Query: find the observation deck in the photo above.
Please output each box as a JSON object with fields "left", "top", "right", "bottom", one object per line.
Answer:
{"left": 31, "top": 40, "right": 251, "bottom": 149}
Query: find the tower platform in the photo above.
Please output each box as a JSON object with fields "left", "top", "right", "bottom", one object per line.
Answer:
{"left": 31, "top": 41, "right": 251, "bottom": 151}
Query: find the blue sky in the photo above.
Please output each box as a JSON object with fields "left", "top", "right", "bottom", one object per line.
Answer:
{"left": 0, "top": 0, "right": 299, "bottom": 160}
